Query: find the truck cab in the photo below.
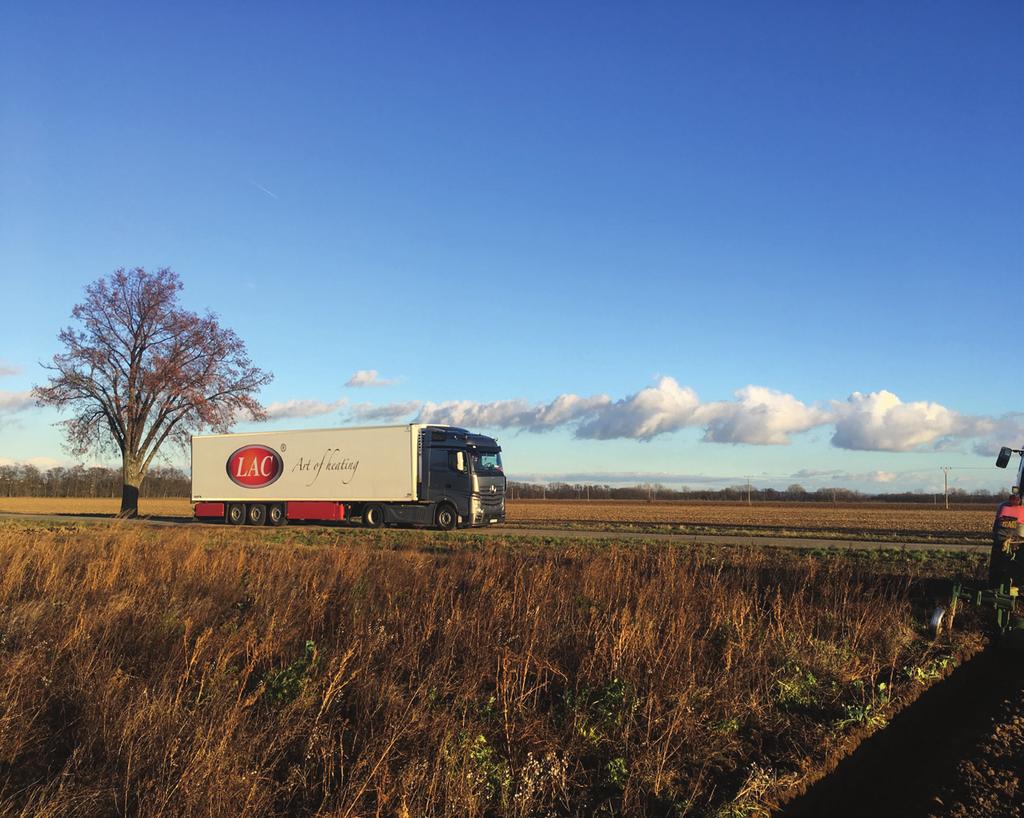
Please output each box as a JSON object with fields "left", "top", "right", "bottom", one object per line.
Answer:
{"left": 422, "top": 426, "right": 506, "bottom": 528}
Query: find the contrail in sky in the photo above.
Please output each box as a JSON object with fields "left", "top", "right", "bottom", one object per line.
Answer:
{"left": 249, "top": 180, "right": 279, "bottom": 199}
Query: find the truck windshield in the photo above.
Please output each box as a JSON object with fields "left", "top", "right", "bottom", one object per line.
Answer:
{"left": 472, "top": 451, "right": 503, "bottom": 473}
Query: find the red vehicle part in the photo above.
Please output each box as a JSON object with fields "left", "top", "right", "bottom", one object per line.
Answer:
{"left": 997, "top": 504, "right": 1024, "bottom": 523}
{"left": 194, "top": 501, "right": 346, "bottom": 523}
{"left": 194, "top": 502, "right": 225, "bottom": 519}
{"left": 285, "top": 501, "right": 345, "bottom": 521}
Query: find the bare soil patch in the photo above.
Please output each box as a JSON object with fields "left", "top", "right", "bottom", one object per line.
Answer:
{"left": 777, "top": 645, "right": 1022, "bottom": 817}
{"left": 929, "top": 651, "right": 1024, "bottom": 818}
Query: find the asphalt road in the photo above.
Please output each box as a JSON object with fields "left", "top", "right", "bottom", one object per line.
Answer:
{"left": 0, "top": 511, "right": 988, "bottom": 552}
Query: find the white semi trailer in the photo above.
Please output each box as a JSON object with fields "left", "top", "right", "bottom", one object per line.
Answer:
{"left": 191, "top": 423, "right": 506, "bottom": 529}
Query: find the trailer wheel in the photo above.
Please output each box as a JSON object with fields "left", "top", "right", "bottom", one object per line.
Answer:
{"left": 227, "top": 503, "right": 245, "bottom": 526}
{"left": 246, "top": 503, "right": 267, "bottom": 526}
{"left": 268, "top": 503, "right": 287, "bottom": 527}
{"left": 435, "top": 503, "right": 457, "bottom": 531}
{"left": 363, "top": 504, "right": 384, "bottom": 528}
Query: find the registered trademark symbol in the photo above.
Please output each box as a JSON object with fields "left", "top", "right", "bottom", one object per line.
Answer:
{"left": 280, "top": 443, "right": 287, "bottom": 451}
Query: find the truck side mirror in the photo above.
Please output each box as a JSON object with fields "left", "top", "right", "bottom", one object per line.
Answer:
{"left": 449, "top": 451, "right": 466, "bottom": 473}
{"left": 997, "top": 447, "right": 1013, "bottom": 469}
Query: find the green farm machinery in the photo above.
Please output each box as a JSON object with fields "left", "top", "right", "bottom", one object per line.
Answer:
{"left": 930, "top": 582, "right": 1021, "bottom": 640}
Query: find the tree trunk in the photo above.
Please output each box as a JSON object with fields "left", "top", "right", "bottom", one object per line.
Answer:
{"left": 119, "top": 459, "right": 143, "bottom": 517}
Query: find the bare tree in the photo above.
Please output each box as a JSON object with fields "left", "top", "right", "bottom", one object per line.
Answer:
{"left": 34, "top": 268, "right": 272, "bottom": 516}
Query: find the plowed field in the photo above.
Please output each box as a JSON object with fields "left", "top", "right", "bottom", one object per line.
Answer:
{"left": 0, "top": 497, "right": 996, "bottom": 540}
{"left": 506, "top": 499, "right": 992, "bottom": 536}
{"left": 778, "top": 647, "right": 1024, "bottom": 817}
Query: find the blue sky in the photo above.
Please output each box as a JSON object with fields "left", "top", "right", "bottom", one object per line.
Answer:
{"left": 1, "top": 2, "right": 1021, "bottom": 492}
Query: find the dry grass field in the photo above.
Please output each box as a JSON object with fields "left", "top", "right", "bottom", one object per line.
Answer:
{"left": 0, "top": 497, "right": 996, "bottom": 538}
{"left": 0, "top": 520, "right": 982, "bottom": 817}
{"left": 0, "top": 496, "right": 192, "bottom": 517}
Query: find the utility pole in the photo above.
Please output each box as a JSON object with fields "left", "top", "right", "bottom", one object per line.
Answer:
{"left": 941, "top": 466, "right": 951, "bottom": 510}
{"left": 746, "top": 477, "right": 752, "bottom": 506}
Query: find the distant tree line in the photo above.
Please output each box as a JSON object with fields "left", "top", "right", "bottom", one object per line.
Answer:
{"left": 507, "top": 481, "right": 1005, "bottom": 505}
{"left": 0, "top": 464, "right": 190, "bottom": 498}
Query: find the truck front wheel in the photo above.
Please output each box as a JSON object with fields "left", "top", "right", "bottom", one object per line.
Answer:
{"left": 435, "top": 503, "right": 458, "bottom": 531}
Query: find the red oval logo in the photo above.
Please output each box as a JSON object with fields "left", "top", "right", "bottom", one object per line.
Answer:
{"left": 226, "top": 445, "right": 283, "bottom": 488}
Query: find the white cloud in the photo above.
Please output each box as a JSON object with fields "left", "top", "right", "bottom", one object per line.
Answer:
{"left": 966, "top": 413, "right": 1024, "bottom": 457}
{"left": 791, "top": 467, "right": 949, "bottom": 487}
{"left": 249, "top": 379, "right": 1024, "bottom": 457}
{"left": 0, "top": 363, "right": 21, "bottom": 377}
{"left": 345, "top": 370, "right": 397, "bottom": 388}
{"left": 0, "top": 456, "right": 64, "bottom": 469}
{"left": 0, "top": 390, "right": 34, "bottom": 413}
{"left": 417, "top": 393, "right": 610, "bottom": 432}
{"left": 510, "top": 470, "right": 742, "bottom": 486}
{"left": 510, "top": 468, "right": 935, "bottom": 489}
{"left": 263, "top": 398, "right": 347, "bottom": 420}
{"left": 831, "top": 390, "right": 967, "bottom": 452}
{"left": 417, "top": 398, "right": 531, "bottom": 428}
{"left": 575, "top": 377, "right": 699, "bottom": 440}
{"left": 0, "top": 390, "right": 36, "bottom": 429}
{"left": 350, "top": 401, "right": 423, "bottom": 422}
{"left": 699, "top": 386, "right": 832, "bottom": 445}
{"left": 412, "top": 380, "right": 826, "bottom": 444}
{"left": 530, "top": 394, "right": 612, "bottom": 429}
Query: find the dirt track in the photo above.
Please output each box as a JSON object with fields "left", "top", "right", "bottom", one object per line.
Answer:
{"left": 0, "top": 511, "right": 989, "bottom": 553}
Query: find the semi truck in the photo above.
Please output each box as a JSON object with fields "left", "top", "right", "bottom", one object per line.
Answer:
{"left": 191, "top": 423, "right": 506, "bottom": 530}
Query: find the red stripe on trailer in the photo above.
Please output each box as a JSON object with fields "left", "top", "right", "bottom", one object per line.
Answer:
{"left": 286, "top": 501, "right": 345, "bottom": 521}
{"left": 194, "top": 502, "right": 225, "bottom": 518}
